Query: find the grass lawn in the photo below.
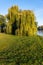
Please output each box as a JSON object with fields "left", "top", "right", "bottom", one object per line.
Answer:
{"left": 0, "top": 33, "right": 43, "bottom": 65}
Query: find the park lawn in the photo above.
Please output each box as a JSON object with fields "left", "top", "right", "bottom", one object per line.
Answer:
{"left": 0, "top": 33, "right": 43, "bottom": 65}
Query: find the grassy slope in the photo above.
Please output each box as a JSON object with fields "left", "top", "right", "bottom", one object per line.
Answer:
{"left": 0, "top": 33, "right": 43, "bottom": 65}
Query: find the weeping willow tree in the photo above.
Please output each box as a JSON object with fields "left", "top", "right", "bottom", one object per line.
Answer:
{"left": 6, "top": 5, "right": 37, "bottom": 36}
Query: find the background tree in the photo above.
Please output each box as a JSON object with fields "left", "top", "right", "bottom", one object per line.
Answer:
{"left": 0, "top": 15, "right": 6, "bottom": 32}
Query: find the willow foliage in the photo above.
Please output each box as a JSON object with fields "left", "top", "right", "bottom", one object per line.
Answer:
{"left": 6, "top": 5, "right": 37, "bottom": 36}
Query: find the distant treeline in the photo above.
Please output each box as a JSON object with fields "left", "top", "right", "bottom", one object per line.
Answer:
{"left": 38, "top": 26, "right": 43, "bottom": 30}
{"left": 0, "top": 5, "right": 37, "bottom": 36}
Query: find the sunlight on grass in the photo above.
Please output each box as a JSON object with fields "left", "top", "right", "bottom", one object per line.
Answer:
{"left": 0, "top": 33, "right": 43, "bottom": 65}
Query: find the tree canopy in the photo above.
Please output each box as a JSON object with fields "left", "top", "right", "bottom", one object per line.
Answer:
{"left": 0, "top": 15, "right": 6, "bottom": 24}
{"left": 6, "top": 5, "right": 37, "bottom": 36}
{"left": 0, "top": 15, "right": 6, "bottom": 32}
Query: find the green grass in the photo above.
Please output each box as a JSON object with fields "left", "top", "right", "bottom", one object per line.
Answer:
{"left": 0, "top": 33, "right": 43, "bottom": 65}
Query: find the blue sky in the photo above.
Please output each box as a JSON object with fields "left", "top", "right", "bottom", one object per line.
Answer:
{"left": 0, "top": 0, "right": 43, "bottom": 26}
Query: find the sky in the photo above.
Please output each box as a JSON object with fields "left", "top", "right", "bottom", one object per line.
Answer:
{"left": 0, "top": 0, "right": 43, "bottom": 26}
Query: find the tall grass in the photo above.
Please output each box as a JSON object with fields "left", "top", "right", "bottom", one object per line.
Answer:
{"left": 0, "top": 33, "right": 43, "bottom": 65}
